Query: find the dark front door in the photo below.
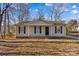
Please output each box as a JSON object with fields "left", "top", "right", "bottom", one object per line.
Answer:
{"left": 45, "top": 26, "right": 49, "bottom": 35}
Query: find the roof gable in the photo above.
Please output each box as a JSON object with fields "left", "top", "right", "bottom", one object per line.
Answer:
{"left": 28, "top": 20, "right": 50, "bottom": 25}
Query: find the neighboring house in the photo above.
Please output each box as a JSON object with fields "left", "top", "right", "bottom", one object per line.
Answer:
{"left": 16, "top": 19, "right": 66, "bottom": 38}
{"left": 71, "top": 24, "right": 79, "bottom": 32}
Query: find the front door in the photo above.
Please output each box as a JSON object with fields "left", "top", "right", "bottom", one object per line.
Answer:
{"left": 45, "top": 26, "right": 49, "bottom": 35}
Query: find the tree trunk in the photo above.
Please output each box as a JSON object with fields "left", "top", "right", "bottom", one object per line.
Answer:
{"left": 3, "top": 11, "right": 6, "bottom": 39}
{"left": 7, "top": 11, "right": 10, "bottom": 33}
{"left": 0, "top": 15, "right": 3, "bottom": 33}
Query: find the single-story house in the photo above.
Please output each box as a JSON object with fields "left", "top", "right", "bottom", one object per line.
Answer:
{"left": 16, "top": 19, "right": 66, "bottom": 38}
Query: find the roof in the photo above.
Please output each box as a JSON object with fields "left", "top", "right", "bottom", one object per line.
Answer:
{"left": 16, "top": 19, "right": 66, "bottom": 26}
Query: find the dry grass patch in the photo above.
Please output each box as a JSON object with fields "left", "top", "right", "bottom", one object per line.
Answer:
{"left": 0, "top": 39, "right": 78, "bottom": 55}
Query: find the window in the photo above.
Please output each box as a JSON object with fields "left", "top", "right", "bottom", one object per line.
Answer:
{"left": 36, "top": 26, "right": 39, "bottom": 33}
{"left": 34, "top": 26, "right": 36, "bottom": 34}
{"left": 57, "top": 26, "right": 61, "bottom": 33}
{"left": 34, "top": 26, "right": 42, "bottom": 34}
{"left": 55, "top": 26, "right": 63, "bottom": 34}
{"left": 55, "top": 26, "right": 57, "bottom": 33}
{"left": 18, "top": 26, "right": 20, "bottom": 34}
{"left": 24, "top": 26, "right": 26, "bottom": 34}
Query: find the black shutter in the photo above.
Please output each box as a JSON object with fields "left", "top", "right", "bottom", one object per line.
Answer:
{"left": 24, "top": 26, "right": 26, "bottom": 34}
{"left": 18, "top": 26, "right": 20, "bottom": 34}
{"left": 34, "top": 26, "right": 36, "bottom": 34}
{"left": 61, "top": 26, "right": 62, "bottom": 33}
{"left": 40, "top": 26, "right": 42, "bottom": 34}
{"left": 55, "top": 26, "right": 57, "bottom": 33}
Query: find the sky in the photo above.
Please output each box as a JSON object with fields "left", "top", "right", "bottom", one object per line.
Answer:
{"left": 28, "top": 3, "right": 79, "bottom": 22}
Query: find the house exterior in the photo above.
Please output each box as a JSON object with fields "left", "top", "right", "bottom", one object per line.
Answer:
{"left": 16, "top": 20, "right": 66, "bottom": 38}
{"left": 71, "top": 24, "right": 79, "bottom": 32}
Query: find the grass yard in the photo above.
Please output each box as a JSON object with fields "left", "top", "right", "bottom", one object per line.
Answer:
{"left": 0, "top": 39, "right": 79, "bottom": 55}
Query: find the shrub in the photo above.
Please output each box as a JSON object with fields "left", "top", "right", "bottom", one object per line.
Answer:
{"left": 6, "top": 32, "right": 14, "bottom": 37}
{"left": 66, "top": 26, "right": 72, "bottom": 34}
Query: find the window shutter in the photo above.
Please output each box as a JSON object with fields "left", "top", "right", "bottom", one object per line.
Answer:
{"left": 34, "top": 26, "right": 36, "bottom": 34}
{"left": 18, "top": 26, "right": 20, "bottom": 34}
{"left": 55, "top": 26, "right": 57, "bottom": 33}
{"left": 61, "top": 26, "right": 62, "bottom": 33}
{"left": 40, "top": 26, "right": 42, "bottom": 34}
{"left": 24, "top": 26, "right": 26, "bottom": 34}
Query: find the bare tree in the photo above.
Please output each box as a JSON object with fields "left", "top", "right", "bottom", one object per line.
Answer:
{"left": 0, "top": 3, "right": 31, "bottom": 39}
{"left": 2, "top": 3, "right": 30, "bottom": 36}
{"left": 47, "top": 3, "right": 65, "bottom": 21}
{"left": 37, "top": 8, "right": 45, "bottom": 20}
{"left": 0, "top": 3, "right": 11, "bottom": 33}
{"left": 6, "top": 9, "right": 10, "bottom": 33}
{"left": 3, "top": 10, "right": 7, "bottom": 39}
{"left": 16, "top": 3, "right": 30, "bottom": 22}
{"left": 46, "top": 4, "right": 54, "bottom": 21}
{"left": 54, "top": 4, "right": 65, "bottom": 21}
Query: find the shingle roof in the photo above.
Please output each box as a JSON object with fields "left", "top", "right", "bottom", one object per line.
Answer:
{"left": 16, "top": 20, "right": 66, "bottom": 26}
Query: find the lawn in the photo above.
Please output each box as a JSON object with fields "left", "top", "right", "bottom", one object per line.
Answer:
{"left": 0, "top": 39, "right": 79, "bottom": 55}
